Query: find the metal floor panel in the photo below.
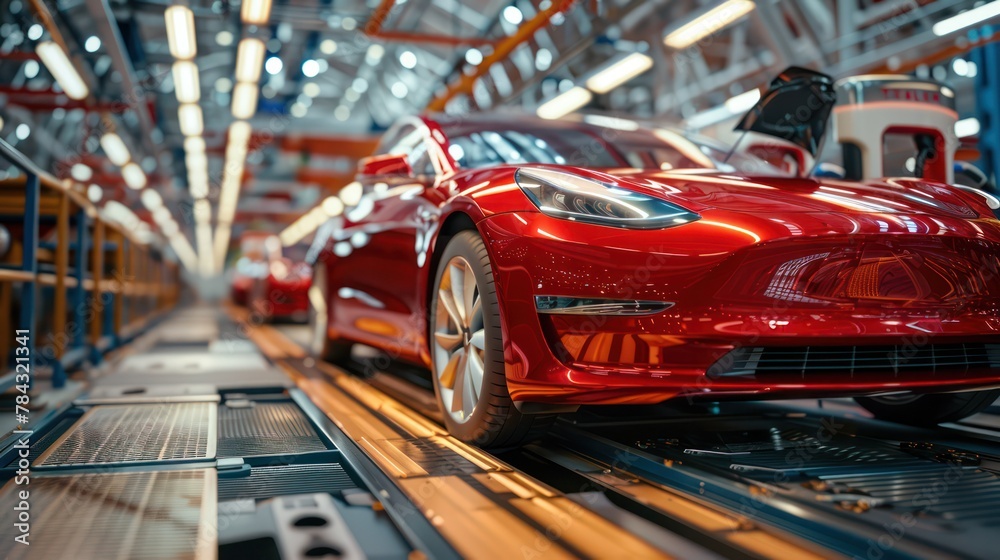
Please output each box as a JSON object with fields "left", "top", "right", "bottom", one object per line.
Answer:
{"left": 217, "top": 401, "right": 327, "bottom": 457}
{"left": 0, "top": 469, "right": 216, "bottom": 560}
{"left": 37, "top": 403, "right": 217, "bottom": 467}
{"left": 218, "top": 463, "right": 356, "bottom": 500}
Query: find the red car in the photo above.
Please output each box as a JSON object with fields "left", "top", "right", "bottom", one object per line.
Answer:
{"left": 309, "top": 85, "right": 1000, "bottom": 448}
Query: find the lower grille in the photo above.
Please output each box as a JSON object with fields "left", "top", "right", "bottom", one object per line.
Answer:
{"left": 0, "top": 469, "right": 216, "bottom": 560}
{"left": 37, "top": 403, "right": 216, "bottom": 466}
{"left": 217, "top": 402, "right": 326, "bottom": 457}
{"left": 709, "top": 343, "right": 1000, "bottom": 379}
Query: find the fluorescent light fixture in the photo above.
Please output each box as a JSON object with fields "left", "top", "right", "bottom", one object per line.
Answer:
{"left": 585, "top": 53, "right": 653, "bottom": 94}
{"left": 338, "top": 181, "right": 363, "bottom": 206}
{"left": 186, "top": 150, "right": 208, "bottom": 172}
{"left": 685, "top": 89, "right": 761, "bottom": 129}
{"left": 122, "top": 162, "right": 147, "bottom": 189}
{"left": 87, "top": 184, "right": 103, "bottom": 203}
{"left": 229, "top": 120, "right": 252, "bottom": 146}
{"left": 71, "top": 163, "right": 93, "bottom": 181}
{"left": 164, "top": 5, "right": 197, "bottom": 59}
{"left": 537, "top": 86, "right": 592, "bottom": 120}
{"left": 231, "top": 82, "right": 259, "bottom": 119}
{"left": 724, "top": 88, "right": 761, "bottom": 113}
{"left": 141, "top": 188, "right": 163, "bottom": 211}
{"left": 664, "top": 0, "right": 756, "bottom": 50}
{"left": 189, "top": 173, "right": 208, "bottom": 199}
{"left": 100, "top": 133, "right": 131, "bottom": 166}
{"left": 279, "top": 207, "right": 328, "bottom": 247}
{"left": 241, "top": 0, "right": 273, "bottom": 24}
{"left": 933, "top": 1, "right": 1000, "bottom": 36}
{"left": 184, "top": 136, "right": 206, "bottom": 154}
{"left": 172, "top": 60, "right": 200, "bottom": 103}
{"left": 168, "top": 231, "right": 199, "bottom": 272}
{"left": 322, "top": 196, "right": 344, "bottom": 216}
{"left": 197, "top": 222, "right": 214, "bottom": 276}
{"left": 153, "top": 206, "right": 171, "bottom": 223}
{"left": 583, "top": 114, "right": 640, "bottom": 131}
{"left": 178, "top": 103, "right": 204, "bottom": 136}
{"left": 214, "top": 222, "right": 232, "bottom": 271}
{"left": 956, "top": 117, "right": 981, "bottom": 138}
{"left": 235, "top": 38, "right": 265, "bottom": 83}
{"left": 36, "top": 41, "right": 89, "bottom": 100}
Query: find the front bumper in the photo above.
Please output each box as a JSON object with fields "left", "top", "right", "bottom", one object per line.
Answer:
{"left": 479, "top": 211, "right": 1000, "bottom": 405}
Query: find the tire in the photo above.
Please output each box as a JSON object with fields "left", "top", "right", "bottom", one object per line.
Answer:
{"left": 855, "top": 389, "right": 1000, "bottom": 426}
{"left": 308, "top": 263, "right": 353, "bottom": 364}
{"left": 429, "top": 231, "right": 551, "bottom": 448}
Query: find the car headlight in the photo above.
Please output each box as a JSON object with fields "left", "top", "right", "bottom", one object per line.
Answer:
{"left": 515, "top": 168, "right": 700, "bottom": 229}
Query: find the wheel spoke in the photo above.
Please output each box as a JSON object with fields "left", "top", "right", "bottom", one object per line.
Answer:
{"left": 467, "top": 349, "right": 484, "bottom": 398}
{"left": 469, "top": 329, "right": 485, "bottom": 351}
{"left": 448, "top": 264, "right": 467, "bottom": 323}
{"left": 439, "top": 349, "right": 462, "bottom": 389}
{"left": 437, "top": 288, "right": 462, "bottom": 329}
{"left": 434, "top": 330, "right": 462, "bottom": 351}
{"left": 462, "top": 264, "right": 478, "bottom": 328}
{"left": 450, "top": 351, "right": 469, "bottom": 415}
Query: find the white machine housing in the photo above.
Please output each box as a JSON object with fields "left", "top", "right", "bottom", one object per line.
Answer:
{"left": 834, "top": 75, "right": 958, "bottom": 183}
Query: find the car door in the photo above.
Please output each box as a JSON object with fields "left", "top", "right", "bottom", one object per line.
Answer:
{"left": 330, "top": 121, "right": 446, "bottom": 364}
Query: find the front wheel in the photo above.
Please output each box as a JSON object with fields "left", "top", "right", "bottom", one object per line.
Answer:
{"left": 855, "top": 389, "right": 1000, "bottom": 426}
{"left": 430, "top": 231, "right": 551, "bottom": 448}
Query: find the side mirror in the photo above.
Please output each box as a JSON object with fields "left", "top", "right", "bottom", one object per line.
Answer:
{"left": 359, "top": 154, "right": 411, "bottom": 177}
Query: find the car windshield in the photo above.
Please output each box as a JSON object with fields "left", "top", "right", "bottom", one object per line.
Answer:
{"left": 444, "top": 121, "right": 790, "bottom": 176}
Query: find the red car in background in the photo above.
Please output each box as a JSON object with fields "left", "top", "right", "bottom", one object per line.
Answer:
{"left": 308, "top": 70, "right": 1000, "bottom": 448}
{"left": 232, "top": 232, "right": 311, "bottom": 322}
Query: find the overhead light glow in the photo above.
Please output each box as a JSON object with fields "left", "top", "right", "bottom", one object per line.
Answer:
{"left": 178, "top": 103, "right": 204, "bottom": 136}
{"left": 465, "top": 48, "right": 483, "bottom": 65}
{"left": 36, "top": 41, "right": 90, "bottom": 100}
{"left": 537, "top": 86, "right": 592, "bottom": 120}
{"left": 955, "top": 117, "right": 981, "bottom": 138}
{"left": 322, "top": 196, "right": 344, "bottom": 216}
{"left": 585, "top": 53, "right": 653, "bottom": 94}
{"left": 400, "top": 50, "right": 417, "bottom": 69}
{"left": 216, "top": 30, "right": 233, "bottom": 47}
{"left": 236, "top": 38, "right": 265, "bottom": 83}
{"left": 122, "top": 162, "right": 147, "bottom": 189}
{"left": 87, "top": 184, "right": 103, "bottom": 203}
{"left": 302, "top": 59, "right": 319, "bottom": 78}
{"left": 339, "top": 182, "right": 363, "bottom": 206}
{"left": 141, "top": 188, "right": 163, "bottom": 211}
{"left": 241, "top": 0, "right": 273, "bottom": 24}
{"left": 503, "top": 6, "right": 523, "bottom": 24}
{"left": 663, "top": 0, "right": 756, "bottom": 50}
{"left": 172, "top": 60, "right": 201, "bottom": 103}
{"left": 303, "top": 82, "right": 320, "bottom": 97}
{"left": 724, "top": 88, "right": 761, "bottom": 113}
{"left": 231, "top": 82, "right": 259, "bottom": 119}
{"left": 933, "top": 1, "right": 1000, "bottom": 36}
{"left": 320, "top": 39, "right": 337, "bottom": 55}
{"left": 15, "top": 124, "right": 30, "bottom": 140}
{"left": 71, "top": 163, "right": 93, "bottom": 181}
{"left": 184, "top": 136, "right": 206, "bottom": 154}
{"left": 84, "top": 36, "right": 101, "bottom": 52}
{"left": 265, "top": 56, "right": 283, "bottom": 75}
{"left": 164, "top": 5, "right": 197, "bottom": 59}
{"left": 100, "top": 133, "right": 131, "bottom": 166}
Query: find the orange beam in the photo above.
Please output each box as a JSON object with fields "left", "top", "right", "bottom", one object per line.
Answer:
{"left": 426, "top": 0, "right": 578, "bottom": 111}
{"left": 281, "top": 135, "right": 379, "bottom": 159}
{"left": 364, "top": 0, "right": 396, "bottom": 36}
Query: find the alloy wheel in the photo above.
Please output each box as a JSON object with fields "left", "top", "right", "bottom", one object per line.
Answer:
{"left": 433, "top": 255, "right": 487, "bottom": 423}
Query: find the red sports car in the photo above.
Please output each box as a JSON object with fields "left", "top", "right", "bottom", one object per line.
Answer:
{"left": 309, "top": 89, "right": 1000, "bottom": 448}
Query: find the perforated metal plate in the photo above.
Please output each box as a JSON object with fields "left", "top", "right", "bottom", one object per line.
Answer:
{"left": 0, "top": 469, "right": 216, "bottom": 560}
{"left": 37, "top": 403, "right": 217, "bottom": 467}
{"left": 218, "top": 464, "right": 356, "bottom": 501}
{"left": 217, "top": 402, "right": 326, "bottom": 457}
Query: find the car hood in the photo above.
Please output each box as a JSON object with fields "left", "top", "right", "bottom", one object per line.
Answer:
{"left": 575, "top": 167, "right": 985, "bottom": 219}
